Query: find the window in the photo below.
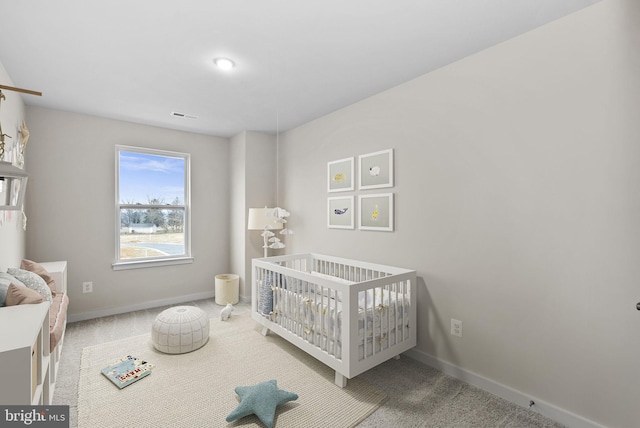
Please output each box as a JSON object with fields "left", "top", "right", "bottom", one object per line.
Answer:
{"left": 114, "top": 146, "right": 192, "bottom": 269}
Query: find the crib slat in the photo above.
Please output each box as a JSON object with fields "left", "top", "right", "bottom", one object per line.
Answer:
{"left": 401, "top": 280, "right": 407, "bottom": 341}
{"left": 363, "top": 289, "right": 369, "bottom": 360}
{"left": 372, "top": 285, "right": 377, "bottom": 358}
{"left": 404, "top": 280, "right": 408, "bottom": 341}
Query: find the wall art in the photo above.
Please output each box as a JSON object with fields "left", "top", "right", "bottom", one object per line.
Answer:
{"left": 327, "top": 157, "right": 354, "bottom": 192}
{"left": 328, "top": 195, "right": 354, "bottom": 229}
{"left": 359, "top": 149, "right": 393, "bottom": 190}
{"left": 358, "top": 193, "right": 393, "bottom": 231}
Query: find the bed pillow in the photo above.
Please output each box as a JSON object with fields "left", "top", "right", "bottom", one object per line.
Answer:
{"left": 0, "top": 273, "right": 27, "bottom": 307}
{"left": 260, "top": 279, "right": 274, "bottom": 315}
{"left": 0, "top": 282, "right": 7, "bottom": 307}
{"left": 20, "top": 259, "right": 57, "bottom": 296}
{"left": 6, "top": 268, "right": 53, "bottom": 303}
{"left": 5, "top": 283, "right": 45, "bottom": 306}
{"left": 260, "top": 272, "right": 287, "bottom": 315}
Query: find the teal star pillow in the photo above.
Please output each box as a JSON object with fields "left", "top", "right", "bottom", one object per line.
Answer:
{"left": 226, "top": 379, "right": 298, "bottom": 428}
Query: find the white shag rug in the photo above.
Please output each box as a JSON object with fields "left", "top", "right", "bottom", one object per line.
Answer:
{"left": 78, "top": 312, "right": 387, "bottom": 427}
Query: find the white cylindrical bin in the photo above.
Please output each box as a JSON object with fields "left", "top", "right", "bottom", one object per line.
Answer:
{"left": 215, "top": 274, "right": 239, "bottom": 305}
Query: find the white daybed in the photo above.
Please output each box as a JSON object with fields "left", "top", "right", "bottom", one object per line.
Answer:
{"left": 252, "top": 253, "right": 416, "bottom": 387}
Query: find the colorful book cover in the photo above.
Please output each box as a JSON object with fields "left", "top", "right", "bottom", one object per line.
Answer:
{"left": 101, "top": 355, "right": 153, "bottom": 389}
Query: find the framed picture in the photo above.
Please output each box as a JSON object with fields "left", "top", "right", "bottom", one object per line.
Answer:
{"left": 328, "top": 196, "right": 354, "bottom": 229}
{"left": 327, "top": 157, "right": 354, "bottom": 192}
{"left": 359, "top": 193, "right": 393, "bottom": 231}
{"left": 359, "top": 149, "right": 393, "bottom": 190}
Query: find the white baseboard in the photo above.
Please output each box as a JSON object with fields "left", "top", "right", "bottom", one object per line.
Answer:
{"left": 404, "top": 348, "right": 605, "bottom": 428}
{"left": 67, "top": 291, "right": 216, "bottom": 323}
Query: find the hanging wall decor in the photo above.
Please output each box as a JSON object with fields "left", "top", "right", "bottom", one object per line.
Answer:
{"left": 0, "top": 90, "right": 10, "bottom": 162}
{"left": 358, "top": 193, "right": 393, "bottom": 231}
{"left": 17, "top": 120, "right": 29, "bottom": 168}
{"left": 327, "top": 157, "right": 354, "bottom": 192}
{"left": 328, "top": 195, "right": 354, "bottom": 229}
{"left": 359, "top": 149, "right": 393, "bottom": 190}
{"left": 0, "top": 85, "right": 41, "bottom": 228}
{"left": 0, "top": 85, "right": 39, "bottom": 165}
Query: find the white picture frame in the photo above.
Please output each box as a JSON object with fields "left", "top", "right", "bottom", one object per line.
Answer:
{"left": 327, "top": 157, "right": 355, "bottom": 192}
{"left": 359, "top": 149, "right": 393, "bottom": 190}
{"left": 328, "top": 196, "right": 354, "bottom": 229}
{"left": 358, "top": 193, "right": 393, "bottom": 231}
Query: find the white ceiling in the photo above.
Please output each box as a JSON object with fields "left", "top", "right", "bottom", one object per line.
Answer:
{"left": 0, "top": 0, "right": 598, "bottom": 138}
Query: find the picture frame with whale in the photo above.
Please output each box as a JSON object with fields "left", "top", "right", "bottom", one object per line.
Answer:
{"left": 328, "top": 195, "right": 354, "bottom": 229}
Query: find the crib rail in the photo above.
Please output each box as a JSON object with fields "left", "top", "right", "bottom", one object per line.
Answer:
{"left": 252, "top": 254, "right": 417, "bottom": 383}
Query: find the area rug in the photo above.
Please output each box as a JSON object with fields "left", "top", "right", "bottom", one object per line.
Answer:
{"left": 78, "top": 313, "right": 387, "bottom": 427}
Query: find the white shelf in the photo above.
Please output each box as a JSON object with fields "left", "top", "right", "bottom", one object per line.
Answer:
{"left": 0, "top": 302, "right": 50, "bottom": 405}
{"left": 0, "top": 260, "right": 67, "bottom": 405}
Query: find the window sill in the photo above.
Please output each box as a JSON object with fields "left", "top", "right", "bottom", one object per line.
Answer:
{"left": 112, "top": 257, "right": 194, "bottom": 271}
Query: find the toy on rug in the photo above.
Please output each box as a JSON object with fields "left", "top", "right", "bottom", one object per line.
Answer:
{"left": 220, "top": 303, "right": 233, "bottom": 321}
{"left": 226, "top": 379, "right": 298, "bottom": 428}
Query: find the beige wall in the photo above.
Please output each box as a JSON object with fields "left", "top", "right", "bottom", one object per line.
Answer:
{"left": 229, "top": 132, "right": 248, "bottom": 299}
{"left": 0, "top": 62, "right": 27, "bottom": 270}
{"left": 23, "top": 106, "right": 230, "bottom": 320}
{"left": 278, "top": 1, "right": 639, "bottom": 427}
{"left": 229, "top": 131, "right": 278, "bottom": 299}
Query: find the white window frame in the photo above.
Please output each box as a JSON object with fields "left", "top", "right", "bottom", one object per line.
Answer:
{"left": 113, "top": 145, "right": 193, "bottom": 270}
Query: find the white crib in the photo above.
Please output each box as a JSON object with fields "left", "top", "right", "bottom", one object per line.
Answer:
{"left": 252, "top": 253, "right": 417, "bottom": 387}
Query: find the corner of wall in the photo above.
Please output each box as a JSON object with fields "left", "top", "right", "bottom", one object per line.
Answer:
{"left": 228, "top": 131, "right": 278, "bottom": 298}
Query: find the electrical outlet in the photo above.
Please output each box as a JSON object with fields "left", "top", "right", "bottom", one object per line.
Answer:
{"left": 451, "top": 318, "right": 463, "bottom": 337}
{"left": 82, "top": 281, "right": 93, "bottom": 293}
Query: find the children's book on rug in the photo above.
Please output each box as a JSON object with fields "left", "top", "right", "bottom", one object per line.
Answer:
{"left": 101, "top": 355, "right": 154, "bottom": 389}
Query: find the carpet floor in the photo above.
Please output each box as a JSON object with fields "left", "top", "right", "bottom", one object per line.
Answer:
{"left": 54, "top": 299, "right": 565, "bottom": 427}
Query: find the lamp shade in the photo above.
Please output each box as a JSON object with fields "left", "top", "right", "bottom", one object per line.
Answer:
{"left": 247, "top": 207, "right": 284, "bottom": 231}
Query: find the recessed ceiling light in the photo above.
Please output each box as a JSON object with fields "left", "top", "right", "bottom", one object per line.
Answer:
{"left": 213, "top": 57, "right": 235, "bottom": 70}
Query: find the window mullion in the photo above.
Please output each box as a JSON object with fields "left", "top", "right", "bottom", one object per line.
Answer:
{"left": 119, "top": 205, "right": 185, "bottom": 210}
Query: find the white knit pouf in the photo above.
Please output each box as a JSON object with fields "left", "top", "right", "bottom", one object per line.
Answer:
{"left": 152, "top": 306, "right": 210, "bottom": 354}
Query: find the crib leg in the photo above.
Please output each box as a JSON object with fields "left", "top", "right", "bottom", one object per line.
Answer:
{"left": 335, "top": 372, "right": 347, "bottom": 388}
{"left": 261, "top": 326, "right": 270, "bottom": 336}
